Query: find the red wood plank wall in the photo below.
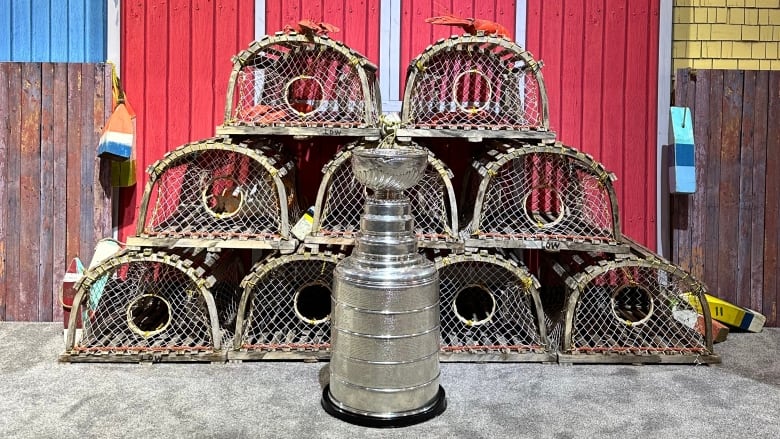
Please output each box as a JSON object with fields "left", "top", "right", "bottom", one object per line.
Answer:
{"left": 526, "top": 0, "right": 660, "bottom": 248}
{"left": 118, "top": 0, "right": 255, "bottom": 239}
{"left": 0, "top": 63, "right": 112, "bottom": 321}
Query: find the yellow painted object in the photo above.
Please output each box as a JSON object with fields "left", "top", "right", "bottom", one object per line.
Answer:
{"left": 684, "top": 293, "right": 765, "bottom": 333}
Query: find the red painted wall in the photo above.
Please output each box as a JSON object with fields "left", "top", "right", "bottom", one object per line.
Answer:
{"left": 118, "top": 0, "right": 255, "bottom": 239}
{"left": 526, "top": 0, "right": 660, "bottom": 248}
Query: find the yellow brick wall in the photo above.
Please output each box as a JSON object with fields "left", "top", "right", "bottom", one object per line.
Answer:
{"left": 673, "top": 0, "right": 780, "bottom": 71}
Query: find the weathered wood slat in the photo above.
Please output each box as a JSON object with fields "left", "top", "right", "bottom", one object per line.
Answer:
{"left": 6, "top": 64, "right": 22, "bottom": 320}
{"left": 0, "top": 63, "right": 9, "bottom": 320}
{"left": 717, "top": 70, "right": 743, "bottom": 300}
{"left": 764, "top": 73, "right": 780, "bottom": 326}
{"left": 690, "top": 69, "right": 710, "bottom": 282}
{"left": 51, "top": 63, "right": 69, "bottom": 323}
{"left": 65, "top": 64, "right": 83, "bottom": 277}
{"left": 736, "top": 71, "right": 756, "bottom": 309}
{"left": 704, "top": 71, "right": 723, "bottom": 295}
{"left": 79, "top": 64, "right": 97, "bottom": 265}
{"left": 39, "top": 63, "right": 55, "bottom": 322}
{"left": 750, "top": 71, "right": 769, "bottom": 315}
{"left": 671, "top": 69, "right": 693, "bottom": 275}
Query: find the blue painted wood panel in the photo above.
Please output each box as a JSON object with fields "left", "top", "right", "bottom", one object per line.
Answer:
{"left": 0, "top": 0, "right": 105, "bottom": 62}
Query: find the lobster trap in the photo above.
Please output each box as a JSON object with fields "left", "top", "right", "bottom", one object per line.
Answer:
{"left": 398, "top": 34, "right": 554, "bottom": 142}
{"left": 60, "top": 249, "right": 229, "bottom": 363}
{"left": 129, "top": 136, "right": 299, "bottom": 253}
{"left": 461, "top": 141, "right": 628, "bottom": 253}
{"left": 306, "top": 143, "right": 461, "bottom": 249}
{"left": 547, "top": 240, "right": 720, "bottom": 364}
{"left": 231, "top": 251, "right": 346, "bottom": 361}
{"left": 217, "top": 32, "right": 381, "bottom": 138}
{"left": 435, "top": 251, "right": 553, "bottom": 362}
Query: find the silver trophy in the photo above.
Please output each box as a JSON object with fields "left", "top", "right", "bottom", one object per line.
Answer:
{"left": 321, "top": 147, "right": 447, "bottom": 427}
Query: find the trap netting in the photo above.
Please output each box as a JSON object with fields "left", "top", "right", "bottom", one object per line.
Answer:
{"left": 551, "top": 245, "right": 719, "bottom": 364}
{"left": 61, "top": 249, "right": 224, "bottom": 362}
{"left": 435, "top": 251, "right": 552, "bottom": 361}
{"left": 401, "top": 34, "right": 551, "bottom": 137}
{"left": 461, "top": 141, "right": 624, "bottom": 252}
{"left": 308, "top": 143, "right": 460, "bottom": 247}
{"left": 232, "top": 251, "right": 345, "bottom": 360}
{"left": 220, "top": 33, "right": 380, "bottom": 131}
{"left": 138, "top": 137, "right": 299, "bottom": 248}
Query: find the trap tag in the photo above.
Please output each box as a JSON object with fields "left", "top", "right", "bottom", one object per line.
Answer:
{"left": 291, "top": 207, "right": 315, "bottom": 241}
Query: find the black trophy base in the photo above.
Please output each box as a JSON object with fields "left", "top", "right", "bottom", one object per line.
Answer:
{"left": 320, "top": 385, "right": 447, "bottom": 428}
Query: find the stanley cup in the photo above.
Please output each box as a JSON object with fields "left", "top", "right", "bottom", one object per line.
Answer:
{"left": 321, "top": 147, "right": 447, "bottom": 427}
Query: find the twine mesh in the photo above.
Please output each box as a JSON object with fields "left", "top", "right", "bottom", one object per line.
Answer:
{"left": 315, "top": 148, "right": 456, "bottom": 242}
{"left": 464, "top": 147, "right": 616, "bottom": 242}
{"left": 230, "top": 36, "right": 378, "bottom": 127}
{"left": 404, "top": 37, "right": 543, "bottom": 130}
{"left": 73, "top": 256, "right": 214, "bottom": 353}
{"left": 570, "top": 263, "right": 709, "bottom": 355}
{"left": 208, "top": 255, "right": 247, "bottom": 349}
{"left": 142, "top": 142, "right": 299, "bottom": 240}
{"left": 437, "top": 255, "right": 545, "bottom": 353}
{"left": 238, "top": 255, "right": 339, "bottom": 351}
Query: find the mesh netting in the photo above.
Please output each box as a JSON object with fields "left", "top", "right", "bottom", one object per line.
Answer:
{"left": 462, "top": 142, "right": 619, "bottom": 245}
{"left": 402, "top": 35, "right": 547, "bottom": 131}
{"left": 566, "top": 258, "right": 711, "bottom": 356}
{"left": 226, "top": 34, "right": 379, "bottom": 128}
{"left": 436, "top": 253, "right": 547, "bottom": 355}
{"left": 140, "top": 137, "right": 299, "bottom": 241}
{"left": 66, "top": 250, "right": 219, "bottom": 356}
{"left": 235, "top": 252, "right": 344, "bottom": 353}
{"left": 207, "top": 252, "right": 247, "bottom": 349}
{"left": 312, "top": 145, "right": 458, "bottom": 245}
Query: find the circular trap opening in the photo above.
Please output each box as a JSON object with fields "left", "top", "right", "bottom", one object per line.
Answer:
{"left": 127, "top": 294, "right": 172, "bottom": 338}
{"left": 202, "top": 176, "right": 244, "bottom": 219}
{"left": 522, "top": 185, "right": 566, "bottom": 228}
{"left": 294, "top": 281, "right": 332, "bottom": 325}
{"left": 453, "top": 69, "right": 492, "bottom": 113}
{"left": 285, "top": 75, "right": 324, "bottom": 115}
{"left": 611, "top": 285, "right": 654, "bottom": 326}
{"left": 453, "top": 284, "right": 496, "bottom": 326}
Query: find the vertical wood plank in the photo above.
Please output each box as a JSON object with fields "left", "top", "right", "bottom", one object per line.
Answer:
{"left": 561, "top": 0, "right": 585, "bottom": 147}
{"left": 50, "top": 1, "right": 69, "bottom": 62}
{"left": 716, "top": 70, "right": 742, "bottom": 303}
{"left": 0, "top": 1, "right": 10, "bottom": 60}
{"left": 643, "top": 0, "right": 660, "bottom": 249}
{"left": 167, "top": 0, "right": 193, "bottom": 148}
{"left": 736, "top": 70, "right": 756, "bottom": 309}
{"left": 51, "top": 62, "right": 69, "bottom": 323}
{"left": 671, "top": 68, "right": 692, "bottom": 274}
{"left": 580, "top": 0, "right": 605, "bottom": 199}
{"left": 11, "top": 2, "right": 31, "bottom": 60}
{"left": 0, "top": 63, "right": 9, "bottom": 320}
{"left": 95, "top": 65, "right": 113, "bottom": 251}
{"left": 6, "top": 64, "right": 22, "bottom": 320}
{"left": 214, "top": 0, "right": 240, "bottom": 136}
{"left": 39, "top": 63, "right": 55, "bottom": 321}
{"left": 31, "top": 0, "right": 51, "bottom": 61}
{"left": 78, "top": 63, "right": 97, "bottom": 265}
{"left": 690, "top": 69, "right": 709, "bottom": 282}
{"left": 65, "top": 64, "right": 83, "bottom": 273}
{"left": 704, "top": 70, "right": 723, "bottom": 296}
{"left": 190, "top": 0, "right": 215, "bottom": 142}
{"left": 763, "top": 72, "right": 780, "bottom": 326}
{"left": 749, "top": 71, "right": 768, "bottom": 316}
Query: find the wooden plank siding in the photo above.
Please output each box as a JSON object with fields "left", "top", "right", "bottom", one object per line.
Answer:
{"left": 0, "top": 62, "right": 112, "bottom": 321}
{"left": 117, "top": 0, "right": 255, "bottom": 240}
{"left": 673, "top": 69, "right": 780, "bottom": 327}
{"left": 526, "top": 0, "right": 660, "bottom": 248}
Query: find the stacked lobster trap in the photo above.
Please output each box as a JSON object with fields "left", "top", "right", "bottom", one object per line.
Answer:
{"left": 61, "top": 28, "right": 719, "bottom": 365}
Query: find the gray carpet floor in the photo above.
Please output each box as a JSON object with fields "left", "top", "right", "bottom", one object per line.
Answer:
{"left": 1, "top": 322, "right": 778, "bottom": 438}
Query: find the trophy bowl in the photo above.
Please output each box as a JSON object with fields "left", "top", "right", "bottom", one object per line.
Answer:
{"left": 352, "top": 147, "right": 428, "bottom": 192}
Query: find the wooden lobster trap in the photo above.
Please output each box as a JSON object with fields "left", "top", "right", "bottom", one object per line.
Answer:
{"left": 435, "top": 250, "right": 553, "bottom": 362}
{"left": 461, "top": 141, "right": 628, "bottom": 253}
{"left": 398, "top": 34, "right": 554, "bottom": 142}
{"left": 545, "top": 239, "right": 720, "bottom": 364}
{"left": 231, "top": 250, "right": 346, "bottom": 361}
{"left": 128, "top": 136, "right": 299, "bottom": 253}
{"left": 305, "top": 142, "right": 461, "bottom": 249}
{"left": 60, "top": 249, "right": 241, "bottom": 363}
{"left": 216, "top": 32, "right": 381, "bottom": 138}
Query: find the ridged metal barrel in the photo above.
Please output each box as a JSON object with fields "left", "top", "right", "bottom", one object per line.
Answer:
{"left": 321, "top": 147, "right": 446, "bottom": 427}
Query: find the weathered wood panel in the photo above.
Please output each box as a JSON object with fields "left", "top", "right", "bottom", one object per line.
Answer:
{"left": 527, "top": 0, "right": 660, "bottom": 248}
{"left": 673, "top": 69, "right": 780, "bottom": 327}
{"left": 0, "top": 62, "right": 112, "bottom": 321}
